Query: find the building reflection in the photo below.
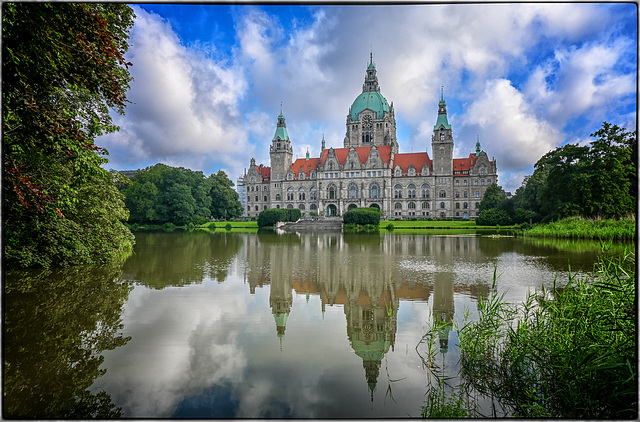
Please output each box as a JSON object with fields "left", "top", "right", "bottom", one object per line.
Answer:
{"left": 243, "top": 233, "right": 487, "bottom": 397}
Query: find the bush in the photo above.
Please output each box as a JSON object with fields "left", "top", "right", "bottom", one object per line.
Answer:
{"left": 476, "top": 208, "right": 512, "bottom": 226}
{"left": 343, "top": 207, "right": 381, "bottom": 226}
{"left": 257, "top": 208, "right": 301, "bottom": 227}
{"left": 162, "top": 222, "right": 175, "bottom": 231}
{"left": 386, "top": 223, "right": 394, "bottom": 231}
{"left": 225, "top": 223, "right": 232, "bottom": 230}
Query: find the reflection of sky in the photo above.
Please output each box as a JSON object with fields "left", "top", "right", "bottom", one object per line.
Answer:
{"left": 93, "top": 234, "right": 606, "bottom": 418}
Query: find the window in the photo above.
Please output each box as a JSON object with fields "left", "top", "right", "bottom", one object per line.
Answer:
{"left": 439, "top": 190, "right": 446, "bottom": 198}
{"left": 407, "top": 184, "right": 416, "bottom": 198}
{"left": 422, "top": 201, "right": 430, "bottom": 209}
{"left": 276, "top": 194, "right": 281, "bottom": 201}
{"left": 463, "top": 202, "right": 468, "bottom": 209}
{"left": 455, "top": 179, "right": 459, "bottom": 186}
{"left": 264, "top": 205, "right": 267, "bottom": 210}
{"left": 348, "top": 183, "right": 358, "bottom": 199}
{"left": 394, "top": 202, "right": 402, "bottom": 209}
{"left": 328, "top": 185, "right": 337, "bottom": 199}
{"left": 287, "top": 187, "right": 294, "bottom": 201}
{"left": 474, "top": 179, "right": 478, "bottom": 185}
{"left": 310, "top": 204, "right": 317, "bottom": 210}
{"left": 440, "top": 202, "right": 445, "bottom": 209}
{"left": 422, "top": 184, "right": 430, "bottom": 198}
{"left": 255, "top": 195, "right": 258, "bottom": 201}
{"left": 310, "top": 187, "right": 317, "bottom": 200}
{"left": 408, "top": 202, "right": 416, "bottom": 209}
{"left": 369, "top": 183, "right": 380, "bottom": 199}
{"left": 264, "top": 195, "right": 268, "bottom": 202}
{"left": 481, "top": 179, "right": 485, "bottom": 186}
{"left": 464, "top": 191, "right": 468, "bottom": 198}
{"left": 464, "top": 180, "right": 468, "bottom": 186}
{"left": 394, "top": 166, "right": 402, "bottom": 177}
{"left": 408, "top": 166, "right": 416, "bottom": 176}
{"left": 475, "top": 203, "right": 480, "bottom": 209}
{"left": 394, "top": 184, "right": 403, "bottom": 199}
{"left": 299, "top": 171, "right": 305, "bottom": 179}
{"left": 456, "top": 202, "right": 460, "bottom": 209}
{"left": 475, "top": 191, "right": 480, "bottom": 198}
{"left": 299, "top": 204, "right": 305, "bottom": 210}
{"left": 455, "top": 191, "right": 460, "bottom": 198}
{"left": 287, "top": 204, "right": 293, "bottom": 209}
{"left": 255, "top": 205, "right": 259, "bottom": 211}
{"left": 247, "top": 186, "right": 250, "bottom": 192}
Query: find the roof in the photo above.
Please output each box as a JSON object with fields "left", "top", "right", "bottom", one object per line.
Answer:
{"left": 257, "top": 165, "right": 271, "bottom": 182}
{"left": 272, "top": 125, "right": 289, "bottom": 142}
{"left": 434, "top": 111, "right": 451, "bottom": 130}
{"left": 392, "top": 152, "right": 432, "bottom": 174}
{"left": 290, "top": 158, "right": 320, "bottom": 178}
{"left": 319, "top": 145, "right": 392, "bottom": 166}
{"left": 453, "top": 156, "right": 479, "bottom": 176}
{"left": 350, "top": 90, "right": 391, "bottom": 120}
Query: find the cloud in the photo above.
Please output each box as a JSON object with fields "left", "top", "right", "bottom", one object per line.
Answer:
{"left": 461, "top": 78, "right": 562, "bottom": 173}
{"left": 100, "top": 6, "right": 249, "bottom": 172}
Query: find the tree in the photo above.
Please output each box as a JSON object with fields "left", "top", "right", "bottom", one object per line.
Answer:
{"left": 3, "top": 3, "right": 136, "bottom": 268}
{"left": 209, "top": 170, "right": 242, "bottom": 220}
{"left": 479, "top": 183, "right": 507, "bottom": 212}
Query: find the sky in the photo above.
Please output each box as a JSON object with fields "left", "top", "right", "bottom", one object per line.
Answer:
{"left": 98, "top": 3, "right": 637, "bottom": 194}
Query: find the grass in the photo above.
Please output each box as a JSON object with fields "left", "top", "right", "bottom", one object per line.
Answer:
{"left": 523, "top": 216, "right": 635, "bottom": 241}
{"left": 456, "top": 249, "right": 636, "bottom": 418}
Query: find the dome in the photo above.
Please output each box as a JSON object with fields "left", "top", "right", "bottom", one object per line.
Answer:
{"left": 349, "top": 91, "right": 391, "bottom": 121}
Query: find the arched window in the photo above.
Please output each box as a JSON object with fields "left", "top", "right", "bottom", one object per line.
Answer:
{"left": 475, "top": 203, "right": 480, "bottom": 209}
{"left": 287, "top": 187, "right": 294, "bottom": 201}
{"left": 264, "top": 195, "right": 268, "bottom": 202}
{"left": 328, "top": 184, "right": 337, "bottom": 200}
{"left": 439, "top": 190, "right": 446, "bottom": 198}
{"left": 348, "top": 183, "right": 358, "bottom": 199}
{"left": 422, "top": 201, "right": 430, "bottom": 209}
{"left": 474, "top": 179, "right": 479, "bottom": 185}
{"left": 394, "top": 166, "right": 402, "bottom": 177}
{"left": 247, "top": 186, "right": 250, "bottom": 192}
{"left": 394, "top": 202, "right": 402, "bottom": 209}
{"left": 455, "top": 179, "right": 459, "bottom": 186}
{"left": 394, "top": 184, "right": 403, "bottom": 198}
{"left": 440, "top": 202, "right": 445, "bottom": 209}
{"left": 422, "top": 184, "right": 430, "bottom": 198}
{"left": 276, "top": 194, "right": 281, "bottom": 201}
{"left": 255, "top": 205, "right": 259, "bottom": 211}
{"left": 455, "top": 191, "right": 460, "bottom": 198}
{"left": 299, "top": 171, "right": 305, "bottom": 179}
{"left": 369, "top": 183, "right": 380, "bottom": 199}
{"left": 298, "top": 187, "right": 306, "bottom": 201}
{"left": 481, "top": 179, "right": 485, "bottom": 186}
{"left": 475, "top": 191, "right": 480, "bottom": 198}
{"left": 456, "top": 202, "right": 460, "bottom": 209}
{"left": 310, "top": 187, "right": 317, "bottom": 200}
{"left": 464, "top": 179, "right": 468, "bottom": 186}
{"left": 463, "top": 191, "right": 468, "bottom": 198}
{"left": 407, "top": 184, "right": 416, "bottom": 198}
{"left": 408, "top": 166, "right": 416, "bottom": 176}
{"left": 263, "top": 205, "right": 267, "bottom": 210}
{"left": 463, "top": 202, "right": 468, "bottom": 209}
{"left": 287, "top": 204, "right": 293, "bottom": 209}
{"left": 299, "top": 204, "right": 305, "bottom": 210}
{"left": 310, "top": 204, "right": 317, "bottom": 210}
{"left": 408, "top": 202, "right": 416, "bottom": 209}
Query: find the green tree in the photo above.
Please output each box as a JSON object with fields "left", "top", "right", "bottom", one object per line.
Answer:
{"left": 3, "top": 3, "right": 136, "bottom": 268}
{"left": 124, "top": 181, "right": 160, "bottom": 223}
{"left": 478, "top": 183, "right": 507, "bottom": 212}
{"left": 164, "top": 184, "right": 197, "bottom": 226}
{"left": 209, "top": 170, "right": 242, "bottom": 219}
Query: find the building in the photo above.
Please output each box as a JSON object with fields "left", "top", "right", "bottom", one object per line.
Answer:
{"left": 236, "top": 173, "right": 247, "bottom": 217}
{"left": 245, "top": 54, "right": 497, "bottom": 219}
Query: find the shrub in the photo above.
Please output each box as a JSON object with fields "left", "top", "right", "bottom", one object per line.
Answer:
{"left": 386, "top": 223, "right": 394, "bottom": 231}
{"left": 257, "top": 208, "right": 301, "bottom": 227}
{"left": 343, "top": 207, "right": 381, "bottom": 226}
{"left": 476, "top": 208, "right": 511, "bottom": 226}
{"left": 225, "top": 223, "right": 232, "bottom": 230}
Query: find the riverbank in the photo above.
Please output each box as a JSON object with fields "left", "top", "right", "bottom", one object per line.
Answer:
{"left": 522, "top": 216, "right": 635, "bottom": 241}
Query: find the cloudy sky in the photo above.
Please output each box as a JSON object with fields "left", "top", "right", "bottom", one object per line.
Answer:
{"left": 98, "top": 3, "right": 637, "bottom": 193}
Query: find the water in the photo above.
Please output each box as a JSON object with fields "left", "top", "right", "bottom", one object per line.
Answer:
{"left": 4, "top": 231, "right": 630, "bottom": 418}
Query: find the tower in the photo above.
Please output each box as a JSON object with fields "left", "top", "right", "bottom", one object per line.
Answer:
{"left": 269, "top": 106, "right": 293, "bottom": 182}
{"left": 431, "top": 88, "right": 453, "bottom": 175}
{"left": 344, "top": 54, "right": 398, "bottom": 152}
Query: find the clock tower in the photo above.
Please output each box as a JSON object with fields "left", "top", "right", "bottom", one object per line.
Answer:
{"left": 270, "top": 107, "right": 293, "bottom": 182}
{"left": 431, "top": 88, "right": 453, "bottom": 176}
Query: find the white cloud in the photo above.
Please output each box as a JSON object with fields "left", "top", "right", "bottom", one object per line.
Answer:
{"left": 100, "top": 6, "right": 249, "bottom": 171}
{"left": 461, "top": 78, "right": 562, "bottom": 173}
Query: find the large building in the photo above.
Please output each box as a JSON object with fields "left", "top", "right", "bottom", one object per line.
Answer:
{"left": 245, "top": 55, "right": 497, "bottom": 219}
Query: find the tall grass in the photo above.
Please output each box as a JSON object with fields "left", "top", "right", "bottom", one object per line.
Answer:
{"left": 524, "top": 216, "right": 635, "bottom": 240}
{"left": 457, "top": 249, "right": 636, "bottom": 418}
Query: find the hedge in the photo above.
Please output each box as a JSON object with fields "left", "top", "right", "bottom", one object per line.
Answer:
{"left": 343, "top": 207, "right": 381, "bottom": 226}
{"left": 257, "top": 208, "right": 302, "bottom": 227}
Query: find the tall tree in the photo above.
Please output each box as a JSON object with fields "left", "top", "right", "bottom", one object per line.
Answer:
{"left": 3, "top": 3, "right": 136, "bottom": 268}
{"left": 209, "top": 170, "right": 243, "bottom": 220}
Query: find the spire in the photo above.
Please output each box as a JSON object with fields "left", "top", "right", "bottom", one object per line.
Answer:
{"left": 272, "top": 106, "right": 290, "bottom": 141}
{"left": 305, "top": 147, "right": 310, "bottom": 161}
{"left": 434, "top": 87, "right": 451, "bottom": 130}
{"left": 363, "top": 53, "right": 379, "bottom": 91}
{"left": 476, "top": 135, "right": 481, "bottom": 156}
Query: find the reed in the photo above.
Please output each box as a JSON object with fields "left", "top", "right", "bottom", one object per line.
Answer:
{"left": 457, "top": 249, "right": 636, "bottom": 418}
{"left": 523, "top": 216, "right": 635, "bottom": 240}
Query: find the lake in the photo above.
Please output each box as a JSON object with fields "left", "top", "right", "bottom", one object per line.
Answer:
{"left": 3, "top": 230, "right": 631, "bottom": 418}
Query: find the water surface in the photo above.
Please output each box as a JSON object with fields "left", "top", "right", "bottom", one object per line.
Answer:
{"left": 4, "top": 231, "right": 627, "bottom": 418}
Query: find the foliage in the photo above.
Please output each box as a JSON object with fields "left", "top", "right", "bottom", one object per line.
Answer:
{"left": 256, "top": 208, "right": 301, "bottom": 227}
{"left": 343, "top": 207, "right": 381, "bottom": 226}
{"left": 4, "top": 263, "right": 133, "bottom": 417}
{"left": 475, "top": 208, "right": 511, "bottom": 226}
{"left": 122, "top": 164, "right": 242, "bottom": 225}
{"left": 524, "top": 216, "right": 635, "bottom": 241}
{"left": 457, "top": 251, "right": 637, "bottom": 418}
{"left": 3, "top": 3, "right": 136, "bottom": 269}
{"left": 516, "top": 122, "right": 636, "bottom": 222}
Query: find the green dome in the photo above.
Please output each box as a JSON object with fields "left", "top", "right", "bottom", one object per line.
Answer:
{"left": 350, "top": 91, "right": 391, "bottom": 120}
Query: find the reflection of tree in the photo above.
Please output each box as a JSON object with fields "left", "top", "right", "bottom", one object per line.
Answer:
{"left": 4, "top": 264, "right": 133, "bottom": 418}
{"left": 123, "top": 231, "right": 243, "bottom": 289}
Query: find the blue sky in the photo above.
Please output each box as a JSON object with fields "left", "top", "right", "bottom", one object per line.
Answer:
{"left": 99, "top": 3, "right": 637, "bottom": 193}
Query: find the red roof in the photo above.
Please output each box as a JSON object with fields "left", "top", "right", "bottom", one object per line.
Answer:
{"left": 393, "top": 152, "right": 432, "bottom": 174}
{"left": 256, "top": 165, "right": 271, "bottom": 182}
{"left": 453, "top": 156, "right": 478, "bottom": 176}
{"left": 319, "top": 145, "right": 392, "bottom": 166}
{"left": 290, "top": 158, "right": 320, "bottom": 179}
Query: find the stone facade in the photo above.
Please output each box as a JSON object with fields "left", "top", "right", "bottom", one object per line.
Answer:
{"left": 245, "top": 55, "right": 498, "bottom": 219}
